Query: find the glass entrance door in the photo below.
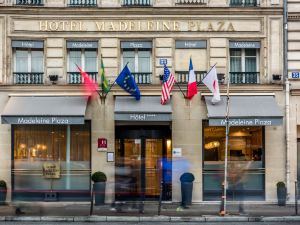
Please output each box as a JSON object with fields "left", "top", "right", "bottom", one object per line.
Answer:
{"left": 115, "top": 126, "right": 171, "bottom": 201}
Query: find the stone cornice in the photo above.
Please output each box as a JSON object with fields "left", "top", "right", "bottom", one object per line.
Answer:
{"left": 0, "top": 7, "right": 283, "bottom": 16}
{"left": 288, "top": 14, "right": 300, "bottom": 21}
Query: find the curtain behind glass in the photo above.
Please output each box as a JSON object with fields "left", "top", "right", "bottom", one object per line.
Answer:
{"left": 84, "top": 50, "right": 97, "bottom": 72}
{"left": 245, "top": 49, "right": 257, "bottom": 72}
{"left": 123, "top": 50, "right": 135, "bottom": 72}
{"left": 31, "top": 50, "right": 44, "bottom": 72}
{"left": 230, "top": 49, "right": 242, "bottom": 72}
{"left": 69, "top": 50, "right": 81, "bottom": 72}
{"left": 15, "top": 50, "right": 28, "bottom": 72}
{"left": 138, "top": 50, "right": 150, "bottom": 73}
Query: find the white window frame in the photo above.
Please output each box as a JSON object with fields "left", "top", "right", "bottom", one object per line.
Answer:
{"left": 229, "top": 48, "right": 260, "bottom": 73}
{"left": 14, "top": 49, "right": 44, "bottom": 73}
{"left": 67, "top": 49, "right": 98, "bottom": 72}
{"left": 121, "top": 49, "right": 152, "bottom": 73}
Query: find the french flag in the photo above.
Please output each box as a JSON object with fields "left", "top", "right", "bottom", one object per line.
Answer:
{"left": 186, "top": 58, "right": 198, "bottom": 100}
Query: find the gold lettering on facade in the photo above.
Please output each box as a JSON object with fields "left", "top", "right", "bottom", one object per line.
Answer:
{"left": 227, "top": 22, "right": 235, "bottom": 32}
{"left": 61, "top": 21, "right": 69, "bottom": 31}
{"left": 79, "top": 21, "right": 85, "bottom": 31}
{"left": 49, "top": 21, "right": 59, "bottom": 31}
{"left": 129, "top": 21, "right": 135, "bottom": 31}
{"left": 217, "top": 21, "right": 225, "bottom": 31}
{"left": 120, "top": 21, "right": 128, "bottom": 31}
{"left": 70, "top": 21, "right": 77, "bottom": 31}
{"left": 207, "top": 22, "right": 214, "bottom": 32}
{"left": 156, "top": 21, "right": 160, "bottom": 31}
{"left": 137, "top": 21, "right": 141, "bottom": 31}
{"left": 39, "top": 21, "right": 48, "bottom": 31}
{"left": 162, "top": 21, "right": 170, "bottom": 31}
{"left": 96, "top": 22, "right": 104, "bottom": 31}
{"left": 188, "top": 21, "right": 196, "bottom": 31}
{"left": 147, "top": 21, "right": 154, "bottom": 30}
{"left": 173, "top": 21, "right": 180, "bottom": 31}
{"left": 108, "top": 22, "right": 116, "bottom": 31}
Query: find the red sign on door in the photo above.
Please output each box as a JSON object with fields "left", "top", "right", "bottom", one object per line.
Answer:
{"left": 98, "top": 138, "right": 107, "bottom": 152}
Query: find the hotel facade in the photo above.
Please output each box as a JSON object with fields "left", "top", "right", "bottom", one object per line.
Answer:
{"left": 0, "top": 0, "right": 290, "bottom": 204}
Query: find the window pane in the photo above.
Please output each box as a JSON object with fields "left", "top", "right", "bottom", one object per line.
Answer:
{"left": 245, "top": 57, "right": 257, "bottom": 72}
{"left": 123, "top": 50, "right": 135, "bottom": 72}
{"left": 31, "top": 50, "right": 44, "bottom": 72}
{"left": 245, "top": 49, "right": 256, "bottom": 57}
{"left": 85, "top": 50, "right": 97, "bottom": 72}
{"left": 69, "top": 50, "right": 81, "bottom": 72}
{"left": 138, "top": 50, "right": 150, "bottom": 73}
{"left": 230, "top": 49, "right": 242, "bottom": 57}
{"left": 15, "top": 50, "right": 28, "bottom": 72}
{"left": 70, "top": 124, "right": 90, "bottom": 161}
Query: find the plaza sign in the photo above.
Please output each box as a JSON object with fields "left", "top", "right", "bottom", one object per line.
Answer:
{"left": 209, "top": 118, "right": 283, "bottom": 126}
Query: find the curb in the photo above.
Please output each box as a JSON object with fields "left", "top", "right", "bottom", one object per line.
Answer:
{"left": 1, "top": 215, "right": 300, "bottom": 222}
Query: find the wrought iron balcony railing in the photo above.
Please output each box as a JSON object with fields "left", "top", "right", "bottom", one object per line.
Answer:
{"left": 14, "top": 72, "right": 44, "bottom": 84}
{"left": 68, "top": 0, "right": 97, "bottom": 7}
{"left": 230, "top": 0, "right": 258, "bottom": 7}
{"left": 230, "top": 72, "right": 260, "bottom": 84}
{"left": 132, "top": 72, "right": 152, "bottom": 84}
{"left": 122, "top": 0, "right": 152, "bottom": 7}
{"left": 176, "top": 0, "right": 207, "bottom": 4}
{"left": 15, "top": 0, "right": 44, "bottom": 6}
{"left": 175, "top": 71, "right": 206, "bottom": 85}
{"left": 68, "top": 72, "right": 98, "bottom": 84}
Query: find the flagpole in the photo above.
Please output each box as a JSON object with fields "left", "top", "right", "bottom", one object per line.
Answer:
{"left": 222, "top": 72, "right": 231, "bottom": 216}
{"left": 175, "top": 81, "right": 186, "bottom": 98}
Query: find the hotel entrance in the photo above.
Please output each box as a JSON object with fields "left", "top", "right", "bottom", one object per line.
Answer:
{"left": 115, "top": 126, "right": 172, "bottom": 201}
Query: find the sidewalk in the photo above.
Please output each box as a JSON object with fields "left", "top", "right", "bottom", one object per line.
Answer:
{"left": 0, "top": 201, "right": 300, "bottom": 222}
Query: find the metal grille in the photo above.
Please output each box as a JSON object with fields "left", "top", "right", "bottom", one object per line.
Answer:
{"left": 230, "top": 72, "right": 260, "bottom": 84}
{"left": 15, "top": 0, "right": 44, "bottom": 5}
{"left": 175, "top": 71, "right": 206, "bottom": 85}
{"left": 132, "top": 72, "right": 152, "bottom": 84}
{"left": 68, "top": 72, "right": 98, "bottom": 84}
{"left": 68, "top": 0, "right": 97, "bottom": 7}
{"left": 175, "top": 0, "right": 207, "bottom": 4}
{"left": 14, "top": 72, "right": 44, "bottom": 84}
{"left": 122, "top": 0, "right": 152, "bottom": 6}
{"left": 230, "top": 0, "right": 258, "bottom": 6}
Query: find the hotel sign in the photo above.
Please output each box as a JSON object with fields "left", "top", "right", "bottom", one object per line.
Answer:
{"left": 229, "top": 41, "right": 261, "bottom": 49}
{"left": 67, "top": 41, "right": 98, "bottom": 49}
{"left": 115, "top": 113, "right": 172, "bottom": 121}
{"left": 1, "top": 116, "right": 85, "bottom": 125}
{"left": 175, "top": 40, "right": 207, "bottom": 49}
{"left": 12, "top": 40, "right": 44, "bottom": 49}
{"left": 209, "top": 118, "right": 283, "bottom": 126}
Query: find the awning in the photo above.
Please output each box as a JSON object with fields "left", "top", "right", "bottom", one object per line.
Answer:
{"left": 1, "top": 96, "right": 88, "bottom": 125}
{"left": 205, "top": 96, "right": 283, "bottom": 126}
{"left": 114, "top": 96, "right": 172, "bottom": 122}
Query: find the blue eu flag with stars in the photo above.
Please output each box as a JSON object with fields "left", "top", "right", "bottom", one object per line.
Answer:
{"left": 116, "top": 65, "right": 141, "bottom": 100}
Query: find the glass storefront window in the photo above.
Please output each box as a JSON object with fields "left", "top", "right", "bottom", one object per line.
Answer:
{"left": 13, "top": 123, "right": 91, "bottom": 201}
{"left": 203, "top": 123, "right": 265, "bottom": 201}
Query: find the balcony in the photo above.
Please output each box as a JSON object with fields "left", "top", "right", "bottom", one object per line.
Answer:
{"left": 230, "top": 72, "right": 260, "bottom": 84}
{"left": 175, "top": 0, "right": 207, "bottom": 5}
{"left": 15, "top": 0, "right": 44, "bottom": 6}
{"left": 132, "top": 72, "right": 152, "bottom": 84}
{"left": 175, "top": 71, "right": 206, "bottom": 85}
{"left": 230, "top": 0, "right": 258, "bottom": 7}
{"left": 121, "top": 0, "right": 152, "bottom": 7}
{"left": 68, "top": 72, "right": 98, "bottom": 84}
{"left": 68, "top": 0, "right": 97, "bottom": 7}
{"left": 14, "top": 72, "right": 44, "bottom": 85}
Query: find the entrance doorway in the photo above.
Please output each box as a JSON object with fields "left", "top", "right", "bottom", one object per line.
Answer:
{"left": 115, "top": 126, "right": 172, "bottom": 201}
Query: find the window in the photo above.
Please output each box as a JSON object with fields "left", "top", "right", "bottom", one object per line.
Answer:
{"left": 67, "top": 41, "right": 98, "bottom": 84}
{"left": 13, "top": 40, "right": 44, "bottom": 84}
{"left": 13, "top": 123, "right": 91, "bottom": 200}
{"left": 229, "top": 41, "right": 260, "bottom": 84}
{"left": 121, "top": 41, "right": 152, "bottom": 84}
{"left": 203, "top": 124, "right": 265, "bottom": 201}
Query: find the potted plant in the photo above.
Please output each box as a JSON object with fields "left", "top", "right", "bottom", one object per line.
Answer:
{"left": 0, "top": 180, "right": 7, "bottom": 205}
{"left": 180, "top": 172, "right": 195, "bottom": 208}
{"left": 276, "top": 181, "right": 287, "bottom": 206}
{"left": 92, "top": 171, "right": 107, "bottom": 205}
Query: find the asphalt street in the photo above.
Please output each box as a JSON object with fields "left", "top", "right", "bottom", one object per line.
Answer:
{"left": 0, "top": 222, "right": 299, "bottom": 225}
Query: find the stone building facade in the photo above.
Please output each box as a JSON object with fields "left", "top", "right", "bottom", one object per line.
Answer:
{"left": 0, "top": 0, "right": 288, "bottom": 203}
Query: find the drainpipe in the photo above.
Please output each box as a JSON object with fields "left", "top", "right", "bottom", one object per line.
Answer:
{"left": 283, "top": 0, "right": 290, "bottom": 201}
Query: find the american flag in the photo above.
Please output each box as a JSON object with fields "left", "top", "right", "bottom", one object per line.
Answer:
{"left": 161, "top": 64, "right": 175, "bottom": 105}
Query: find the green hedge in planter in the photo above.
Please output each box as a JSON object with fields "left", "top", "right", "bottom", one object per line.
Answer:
{"left": 91, "top": 171, "right": 107, "bottom": 183}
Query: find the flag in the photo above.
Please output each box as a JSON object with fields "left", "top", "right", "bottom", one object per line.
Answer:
{"left": 202, "top": 65, "right": 220, "bottom": 103}
{"left": 161, "top": 64, "right": 175, "bottom": 105}
{"left": 100, "top": 58, "right": 110, "bottom": 94}
{"left": 116, "top": 65, "right": 141, "bottom": 100}
{"left": 76, "top": 65, "right": 98, "bottom": 97}
{"left": 186, "top": 58, "right": 198, "bottom": 100}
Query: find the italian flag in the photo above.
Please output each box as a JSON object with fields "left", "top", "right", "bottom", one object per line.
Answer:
{"left": 186, "top": 58, "right": 198, "bottom": 100}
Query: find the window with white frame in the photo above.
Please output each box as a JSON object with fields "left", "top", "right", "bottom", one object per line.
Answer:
{"left": 67, "top": 41, "right": 98, "bottom": 84}
{"left": 229, "top": 41, "right": 260, "bottom": 84}
{"left": 121, "top": 41, "right": 152, "bottom": 84}
{"left": 12, "top": 40, "right": 44, "bottom": 84}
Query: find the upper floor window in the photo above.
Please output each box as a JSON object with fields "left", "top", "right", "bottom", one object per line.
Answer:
{"left": 121, "top": 41, "right": 152, "bottom": 84}
{"left": 68, "top": 0, "right": 97, "bottom": 7}
{"left": 67, "top": 41, "right": 98, "bottom": 84}
{"left": 12, "top": 40, "right": 44, "bottom": 85}
{"left": 229, "top": 41, "right": 260, "bottom": 84}
{"left": 230, "top": 0, "right": 258, "bottom": 7}
{"left": 121, "top": 0, "right": 152, "bottom": 7}
{"left": 15, "top": 0, "right": 44, "bottom": 6}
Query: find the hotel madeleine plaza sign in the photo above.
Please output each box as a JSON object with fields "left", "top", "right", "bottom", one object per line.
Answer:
{"left": 12, "top": 18, "right": 262, "bottom": 33}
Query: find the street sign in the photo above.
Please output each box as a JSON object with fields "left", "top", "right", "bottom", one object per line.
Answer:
{"left": 292, "top": 72, "right": 300, "bottom": 79}
{"left": 160, "top": 58, "right": 168, "bottom": 65}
